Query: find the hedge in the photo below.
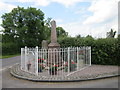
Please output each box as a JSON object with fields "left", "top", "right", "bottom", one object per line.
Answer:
{"left": 2, "top": 42, "right": 20, "bottom": 55}
{"left": 58, "top": 36, "right": 119, "bottom": 66}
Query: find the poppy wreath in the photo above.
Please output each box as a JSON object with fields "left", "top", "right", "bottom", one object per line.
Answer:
{"left": 38, "top": 58, "right": 44, "bottom": 63}
{"left": 49, "top": 65, "right": 58, "bottom": 75}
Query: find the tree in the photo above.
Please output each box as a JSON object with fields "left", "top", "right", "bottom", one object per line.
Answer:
{"left": 0, "top": 34, "right": 2, "bottom": 42}
{"left": 118, "top": 35, "right": 120, "bottom": 65}
{"left": 1, "top": 6, "right": 45, "bottom": 47}
{"left": 44, "top": 17, "right": 52, "bottom": 27}
{"left": 106, "top": 29, "right": 116, "bottom": 38}
{"left": 56, "top": 27, "right": 68, "bottom": 37}
{"left": 44, "top": 18, "right": 68, "bottom": 40}
{"left": 76, "top": 34, "right": 81, "bottom": 38}
{"left": 44, "top": 17, "right": 52, "bottom": 40}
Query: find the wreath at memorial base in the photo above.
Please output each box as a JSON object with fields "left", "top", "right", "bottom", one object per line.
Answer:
{"left": 49, "top": 65, "right": 58, "bottom": 75}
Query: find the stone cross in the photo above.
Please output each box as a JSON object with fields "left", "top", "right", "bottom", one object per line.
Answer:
{"left": 48, "top": 20, "right": 60, "bottom": 48}
{"left": 51, "top": 20, "right": 57, "bottom": 43}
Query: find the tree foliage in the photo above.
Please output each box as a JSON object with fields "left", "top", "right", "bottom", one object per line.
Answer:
{"left": 2, "top": 6, "right": 45, "bottom": 47}
{"left": 44, "top": 18, "right": 68, "bottom": 41}
{"left": 1, "top": 6, "right": 68, "bottom": 55}
{"left": 58, "top": 36, "right": 119, "bottom": 66}
{"left": 107, "top": 29, "right": 116, "bottom": 38}
{"left": 44, "top": 17, "right": 52, "bottom": 40}
{"left": 56, "top": 27, "right": 68, "bottom": 37}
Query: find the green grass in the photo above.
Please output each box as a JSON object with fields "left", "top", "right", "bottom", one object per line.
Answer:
{"left": 0, "top": 54, "right": 20, "bottom": 59}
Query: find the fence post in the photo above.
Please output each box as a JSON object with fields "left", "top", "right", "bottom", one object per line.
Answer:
{"left": 21, "top": 48, "right": 24, "bottom": 70}
{"left": 35, "top": 46, "right": 38, "bottom": 75}
{"left": 68, "top": 47, "right": 70, "bottom": 74}
{"left": 25, "top": 46, "right": 27, "bottom": 71}
{"left": 77, "top": 47, "right": 79, "bottom": 71}
{"left": 89, "top": 47, "right": 91, "bottom": 66}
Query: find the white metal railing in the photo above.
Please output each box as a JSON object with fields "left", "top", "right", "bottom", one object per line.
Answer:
{"left": 21, "top": 46, "right": 91, "bottom": 77}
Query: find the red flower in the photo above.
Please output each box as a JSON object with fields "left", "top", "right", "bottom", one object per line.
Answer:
{"left": 72, "top": 61, "right": 75, "bottom": 64}
{"left": 42, "top": 59, "right": 44, "bottom": 60}
{"left": 38, "top": 58, "right": 44, "bottom": 63}
{"left": 54, "top": 65, "right": 58, "bottom": 67}
{"left": 38, "top": 59, "right": 44, "bottom": 60}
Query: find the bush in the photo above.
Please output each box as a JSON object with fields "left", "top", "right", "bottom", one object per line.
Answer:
{"left": 92, "top": 38, "right": 118, "bottom": 65}
{"left": 58, "top": 36, "right": 119, "bottom": 66}
{"left": 58, "top": 36, "right": 76, "bottom": 47}
{"left": 2, "top": 43, "right": 20, "bottom": 55}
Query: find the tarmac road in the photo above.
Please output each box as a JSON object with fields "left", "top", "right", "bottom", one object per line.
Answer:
{"left": 1, "top": 56, "right": 119, "bottom": 88}
{"left": 1, "top": 56, "right": 21, "bottom": 68}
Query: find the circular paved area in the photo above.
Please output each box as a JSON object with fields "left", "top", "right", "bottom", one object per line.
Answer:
{"left": 10, "top": 64, "right": 119, "bottom": 82}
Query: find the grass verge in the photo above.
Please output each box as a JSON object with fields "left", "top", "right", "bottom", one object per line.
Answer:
{"left": 0, "top": 54, "right": 20, "bottom": 59}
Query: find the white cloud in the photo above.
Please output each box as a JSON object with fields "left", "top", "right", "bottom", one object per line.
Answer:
{"left": 8, "top": 0, "right": 91, "bottom": 7}
{"left": 16, "top": 0, "right": 33, "bottom": 3}
{"left": 33, "top": 0, "right": 86, "bottom": 7}
{"left": 0, "top": 0, "right": 95, "bottom": 8}
{"left": 34, "top": 0, "right": 51, "bottom": 7}
{"left": 52, "top": 0, "right": 83, "bottom": 7}
{"left": 0, "top": 2, "right": 16, "bottom": 14}
{"left": 58, "top": 1, "right": 118, "bottom": 38}
{"left": 75, "top": 7, "right": 86, "bottom": 14}
{"left": 83, "top": 0, "right": 118, "bottom": 25}
{"left": 0, "top": 0, "right": 33, "bottom": 3}
{"left": 59, "top": 14, "right": 118, "bottom": 38}
{"left": 1, "top": 0, "right": 85, "bottom": 7}
{"left": 59, "top": 21, "right": 91, "bottom": 37}
{"left": 0, "top": 2, "right": 16, "bottom": 34}
{"left": 71, "top": 0, "right": 119, "bottom": 38}
{"left": 0, "top": 2, "right": 16, "bottom": 25}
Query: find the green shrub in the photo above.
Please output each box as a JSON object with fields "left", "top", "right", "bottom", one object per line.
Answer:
{"left": 2, "top": 43, "right": 20, "bottom": 55}
{"left": 92, "top": 38, "right": 118, "bottom": 65}
{"left": 58, "top": 37, "right": 76, "bottom": 47}
{"left": 58, "top": 36, "right": 119, "bottom": 66}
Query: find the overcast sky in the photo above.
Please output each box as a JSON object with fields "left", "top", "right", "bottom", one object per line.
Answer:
{"left": 0, "top": 0, "right": 119, "bottom": 38}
